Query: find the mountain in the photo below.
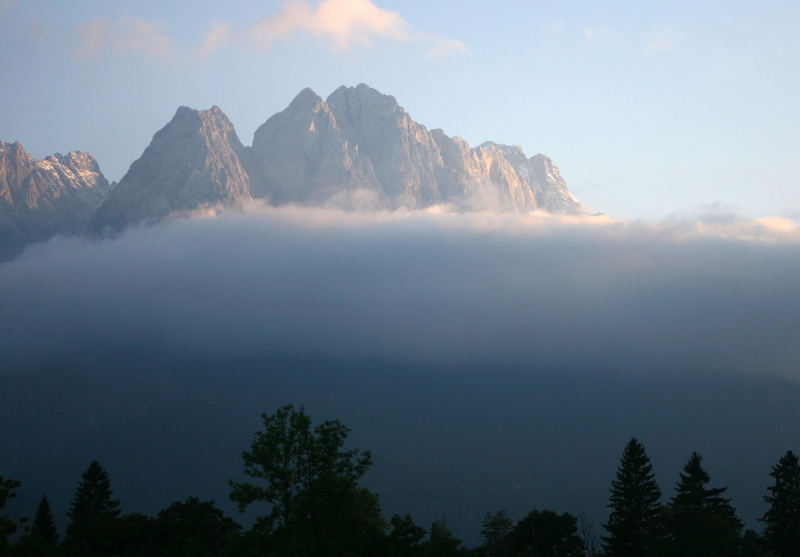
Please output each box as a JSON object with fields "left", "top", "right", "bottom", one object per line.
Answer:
{"left": 3, "top": 84, "right": 580, "bottom": 250}
{"left": 255, "top": 84, "right": 580, "bottom": 213}
{"left": 249, "top": 83, "right": 580, "bottom": 213}
{"left": 88, "top": 106, "right": 252, "bottom": 235}
{"left": 249, "top": 87, "right": 382, "bottom": 209}
{"left": 0, "top": 141, "right": 111, "bottom": 260}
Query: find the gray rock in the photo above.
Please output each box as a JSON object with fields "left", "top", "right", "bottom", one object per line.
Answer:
{"left": 7, "top": 84, "right": 582, "bottom": 247}
{"left": 250, "top": 87, "right": 383, "bottom": 209}
{"left": 0, "top": 141, "right": 111, "bottom": 259}
{"left": 88, "top": 105, "right": 252, "bottom": 235}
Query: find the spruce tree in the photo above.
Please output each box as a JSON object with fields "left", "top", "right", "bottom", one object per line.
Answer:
{"left": 32, "top": 495, "right": 59, "bottom": 545}
{"left": 602, "top": 438, "right": 663, "bottom": 557}
{"left": 666, "top": 452, "right": 742, "bottom": 556}
{"left": 65, "top": 460, "right": 120, "bottom": 554}
{"left": 0, "top": 476, "right": 22, "bottom": 551}
{"left": 761, "top": 450, "right": 800, "bottom": 557}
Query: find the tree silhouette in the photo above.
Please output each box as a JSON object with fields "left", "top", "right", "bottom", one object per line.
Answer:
{"left": 421, "top": 517, "right": 465, "bottom": 557}
{"left": 511, "top": 509, "right": 584, "bottom": 557}
{"left": 602, "top": 438, "right": 663, "bottom": 556}
{"left": 388, "top": 513, "right": 426, "bottom": 555}
{"left": 229, "top": 404, "right": 378, "bottom": 555}
{"left": 761, "top": 450, "right": 800, "bottom": 557}
{"left": 65, "top": 460, "right": 121, "bottom": 555}
{"left": 0, "top": 476, "right": 21, "bottom": 551}
{"left": 665, "top": 452, "right": 742, "bottom": 556}
{"left": 480, "top": 510, "right": 512, "bottom": 557}
{"left": 32, "top": 495, "right": 59, "bottom": 545}
{"left": 155, "top": 497, "right": 240, "bottom": 556}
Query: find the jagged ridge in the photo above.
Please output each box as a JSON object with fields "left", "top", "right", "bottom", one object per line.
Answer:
{"left": 2, "top": 84, "right": 581, "bottom": 255}
{"left": 0, "top": 141, "right": 110, "bottom": 259}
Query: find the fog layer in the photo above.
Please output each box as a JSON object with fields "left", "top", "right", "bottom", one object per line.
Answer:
{"left": 2, "top": 205, "right": 799, "bottom": 378}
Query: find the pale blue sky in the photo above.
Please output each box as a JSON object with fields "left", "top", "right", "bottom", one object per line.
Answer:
{"left": 1, "top": 0, "right": 798, "bottom": 219}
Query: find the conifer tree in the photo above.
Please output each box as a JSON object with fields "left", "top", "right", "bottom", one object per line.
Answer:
{"left": 32, "top": 495, "right": 59, "bottom": 545}
{"left": 0, "top": 476, "right": 22, "bottom": 551}
{"left": 602, "top": 438, "right": 663, "bottom": 557}
{"left": 665, "top": 452, "right": 742, "bottom": 556}
{"left": 65, "top": 460, "right": 121, "bottom": 554}
{"left": 761, "top": 450, "right": 800, "bottom": 557}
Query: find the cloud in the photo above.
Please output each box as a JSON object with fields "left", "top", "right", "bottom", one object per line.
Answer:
{"left": 646, "top": 25, "right": 675, "bottom": 53}
{"left": 247, "top": 0, "right": 411, "bottom": 49}
{"left": 75, "top": 1, "right": 464, "bottom": 62}
{"left": 200, "top": 21, "right": 231, "bottom": 55}
{"left": 2, "top": 206, "right": 800, "bottom": 380}
{"left": 75, "top": 16, "right": 172, "bottom": 60}
{"left": 426, "top": 38, "right": 469, "bottom": 58}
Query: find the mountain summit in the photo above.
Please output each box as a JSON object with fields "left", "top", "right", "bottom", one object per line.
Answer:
{"left": 88, "top": 106, "right": 252, "bottom": 235}
{"left": 0, "top": 141, "right": 110, "bottom": 259}
{"left": 1, "top": 84, "right": 582, "bottom": 254}
{"left": 90, "top": 84, "right": 580, "bottom": 233}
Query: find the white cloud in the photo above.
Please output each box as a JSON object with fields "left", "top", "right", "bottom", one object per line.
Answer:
{"left": 426, "top": 38, "right": 469, "bottom": 58}
{"left": 75, "top": 16, "right": 172, "bottom": 60}
{"left": 75, "top": 1, "right": 465, "bottom": 62}
{"left": 248, "top": 0, "right": 411, "bottom": 49}
{"left": 646, "top": 25, "right": 675, "bottom": 53}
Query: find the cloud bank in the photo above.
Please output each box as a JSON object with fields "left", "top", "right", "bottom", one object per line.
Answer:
{"left": 74, "top": 1, "right": 466, "bottom": 62}
{"left": 2, "top": 206, "right": 799, "bottom": 379}
{"left": 247, "top": 0, "right": 411, "bottom": 49}
{"left": 75, "top": 16, "right": 172, "bottom": 60}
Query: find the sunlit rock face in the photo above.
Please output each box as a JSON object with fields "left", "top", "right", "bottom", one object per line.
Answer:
{"left": 6, "top": 84, "right": 581, "bottom": 248}
{"left": 249, "top": 87, "right": 383, "bottom": 209}
{"left": 88, "top": 106, "right": 252, "bottom": 235}
{"left": 255, "top": 83, "right": 582, "bottom": 213}
{"left": 0, "top": 141, "right": 111, "bottom": 259}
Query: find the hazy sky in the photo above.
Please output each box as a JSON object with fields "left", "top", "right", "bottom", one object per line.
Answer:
{"left": 1, "top": 0, "right": 798, "bottom": 220}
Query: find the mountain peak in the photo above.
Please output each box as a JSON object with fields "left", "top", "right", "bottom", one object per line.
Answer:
{"left": 0, "top": 140, "right": 110, "bottom": 259}
{"left": 288, "top": 87, "right": 324, "bottom": 109}
{"left": 326, "top": 83, "right": 401, "bottom": 115}
{"left": 170, "top": 105, "right": 234, "bottom": 128}
{"left": 88, "top": 103, "right": 251, "bottom": 235}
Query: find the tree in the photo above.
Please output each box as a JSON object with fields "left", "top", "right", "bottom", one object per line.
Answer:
{"left": 32, "top": 495, "right": 59, "bottom": 546}
{"left": 511, "top": 509, "right": 584, "bottom": 557}
{"left": 664, "top": 452, "right": 742, "bottom": 557}
{"left": 155, "top": 497, "right": 241, "bottom": 557}
{"left": 481, "top": 510, "right": 512, "bottom": 557}
{"left": 387, "top": 513, "right": 426, "bottom": 555}
{"left": 420, "top": 517, "right": 465, "bottom": 557}
{"left": 65, "top": 460, "right": 121, "bottom": 555}
{"left": 761, "top": 450, "right": 800, "bottom": 557}
{"left": 229, "top": 404, "right": 378, "bottom": 555}
{"left": 0, "top": 476, "right": 22, "bottom": 552}
{"left": 602, "top": 438, "right": 663, "bottom": 557}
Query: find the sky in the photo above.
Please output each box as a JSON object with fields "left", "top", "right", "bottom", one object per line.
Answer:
{"left": 1, "top": 0, "right": 798, "bottom": 220}
{"left": 2, "top": 1, "right": 800, "bottom": 543}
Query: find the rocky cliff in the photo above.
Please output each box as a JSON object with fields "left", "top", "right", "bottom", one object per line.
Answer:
{"left": 0, "top": 141, "right": 111, "bottom": 259}
{"left": 88, "top": 105, "right": 252, "bottom": 235}
{"left": 5, "top": 84, "right": 581, "bottom": 253}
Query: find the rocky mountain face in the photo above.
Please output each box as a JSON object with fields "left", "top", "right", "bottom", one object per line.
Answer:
{"left": 90, "top": 84, "right": 580, "bottom": 234}
{"left": 2, "top": 84, "right": 581, "bottom": 257}
{"left": 88, "top": 106, "right": 252, "bottom": 235}
{"left": 247, "top": 84, "right": 580, "bottom": 213}
{"left": 0, "top": 141, "right": 111, "bottom": 259}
